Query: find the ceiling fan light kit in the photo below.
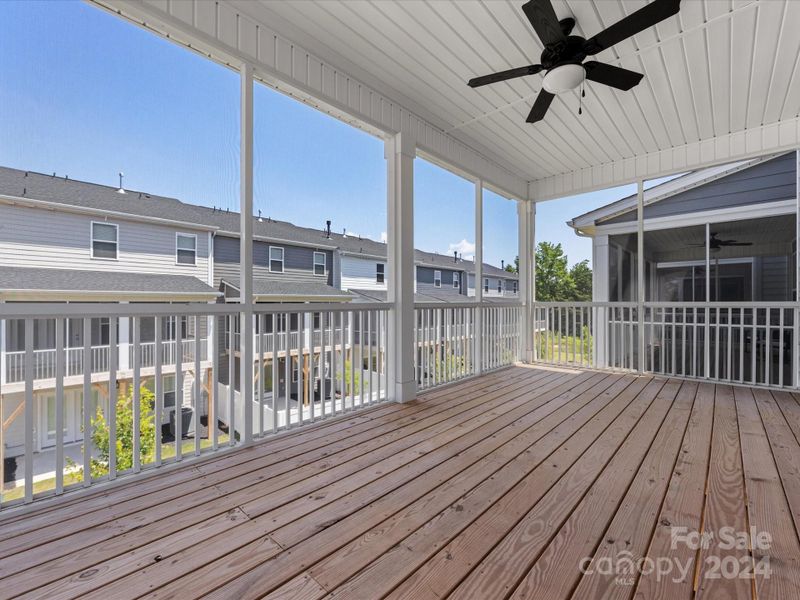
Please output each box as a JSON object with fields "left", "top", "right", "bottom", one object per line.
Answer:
{"left": 541, "top": 64, "right": 585, "bottom": 95}
{"left": 467, "top": 0, "right": 682, "bottom": 123}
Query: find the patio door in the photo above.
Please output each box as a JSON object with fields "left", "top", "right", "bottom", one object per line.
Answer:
{"left": 38, "top": 390, "right": 82, "bottom": 449}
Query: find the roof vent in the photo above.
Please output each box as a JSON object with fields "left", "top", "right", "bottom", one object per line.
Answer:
{"left": 501, "top": 260, "right": 505, "bottom": 269}
{"left": 343, "top": 228, "right": 347, "bottom": 238}
{"left": 326, "top": 220, "right": 331, "bottom": 239}
{"left": 258, "top": 209, "right": 263, "bottom": 222}
{"left": 117, "top": 172, "right": 125, "bottom": 194}
{"left": 454, "top": 251, "right": 458, "bottom": 263}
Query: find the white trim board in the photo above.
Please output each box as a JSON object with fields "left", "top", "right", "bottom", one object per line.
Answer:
{"left": 592, "top": 199, "right": 796, "bottom": 236}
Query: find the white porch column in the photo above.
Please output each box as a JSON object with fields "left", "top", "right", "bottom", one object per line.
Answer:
{"left": 474, "top": 181, "right": 484, "bottom": 374}
{"left": 239, "top": 62, "right": 254, "bottom": 443}
{"left": 386, "top": 132, "right": 416, "bottom": 403}
{"left": 517, "top": 200, "right": 535, "bottom": 362}
{"left": 593, "top": 235, "right": 610, "bottom": 368}
{"left": 637, "top": 179, "right": 645, "bottom": 373}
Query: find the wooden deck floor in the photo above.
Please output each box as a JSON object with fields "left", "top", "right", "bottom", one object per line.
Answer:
{"left": 2, "top": 365, "right": 800, "bottom": 599}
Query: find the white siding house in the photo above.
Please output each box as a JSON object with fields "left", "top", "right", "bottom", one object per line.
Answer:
{"left": 339, "top": 253, "right": 387, "bottom": 292}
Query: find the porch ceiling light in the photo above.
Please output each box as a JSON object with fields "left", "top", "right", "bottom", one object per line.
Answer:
{"left": 541, "top": 64, "right": 585, "bottom": 95}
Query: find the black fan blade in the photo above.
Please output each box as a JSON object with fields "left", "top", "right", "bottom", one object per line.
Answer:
{"left": 583, "top": 0, "right": 681, "bottom": 55}
{"left": 720, "top": 241, "right": 753, "bottom": 246}
{"left": 526, "top": 90, "right": 554, "bottom": 123}
{"left": 468, "top": 64, "right": 543, "bottom": 88}
{"left": 584, "top": 61, "right": 643, "bottom": 91}
{"left": 522, "top": 0, "right": 566, "bottom": 47}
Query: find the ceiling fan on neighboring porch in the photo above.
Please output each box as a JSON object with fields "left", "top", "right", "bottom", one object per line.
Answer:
{"left": 691, "top": 232, "right": 754, "bottom": 252}
{"left": 467, "top": 0, "right": 682, "bottom": 123}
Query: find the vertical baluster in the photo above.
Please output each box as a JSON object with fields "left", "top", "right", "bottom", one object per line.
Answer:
{"left": 339, "top": 311, "right": 346, "bottom": 412}
{"left": 132, "top": 316, "right": 142, "bottom": 471}
{"left": 765, "top": 308, "right": 771, "bottom": 386}
{"left": 55, "top": 318, "right": 65, "bottom": 493}
{"left": 174, "top": 316, "right": 182, "bottom": 460}
{"left": 22, "top": 319, "right": 34, "bottom": 501}
{"left": 329, "top": 311, "right": 336, "bottom": 414}
{"left": 321, "top": 312, "right": 327, "bottom": 417}
{"left": 228, "top": 315, "right": 236, "bottom": 442}
{"left": 726, "top": 308, "right": 732, "bottom": 381}
{"left": 680, "top": 308, "right": 686, "bottom": 376}
{"left": 377, "top": 310, "right": 382, "bottom": 401}
{"left": 692, "top": 308, "right": 697, "bottom": 378}
{"left": 738, "top": 308, "right": 744, "bottom": 384}
{"left": 155, "top": 317, "right": 164, "bottom": 462}
{"left": 779, "top": 308, "right": 785, "bottom": 387}
{"left": 751, "top": 308, "right": 758, "bottom": 385}
{"left": 346, "top": 310, "right": 353, "bottom": 408}
{"left": 108, "top": 317, "right": 117, "bottom": 478}
{"left": 659, "top": 308, "right": 665, "bottom": 375}
{"left": 271, "top": 315, "right": 278, "bottom": 428}
{"left": 255, "top": 314, "right": 263, "bottom": 436}
{"left": 284, "top": 313, "right": 291, "bottom": 425}
{"left": 82, "top": 318, "right": 91, "bottom": 486}
{"left": 298, "top": 312, "right": 305, "bottom": 422}
{"left": 307, "top": 311, "right": 314, "bottom": 421}
{"left": 194, "top": 315, "right": 202, "bottom": 454}
{"left": 713, "top": 307, "right": 719, "bottom": 380}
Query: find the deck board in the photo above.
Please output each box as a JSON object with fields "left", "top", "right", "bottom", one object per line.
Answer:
{"left": 2, "top": 365, "right": 800, "bottom": 600}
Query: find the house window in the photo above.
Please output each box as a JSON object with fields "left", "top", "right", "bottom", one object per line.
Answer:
{"left": 269, "top": 246, "right": 284, "bottom": 273}
{"left": 376, "top": 263, "right": 385, "bottom": 284}
{"left": 313, "top": 252, "right": 326, "bottom": 276}
{"left": 513, "top": 281, "right": 518, "bottom": 293}
{"left": 176, "top": 233, "right": 197, "bottom": 265}
{"left": 498, "top": 280, "right": 503, "bottom": 293}
{"left": 484, "top": 278, "right": 489, "bottom": 293}
{"left": 453, "top": 273, "right": 459, "bottom": 288}
{"left": 434, "top": 270, "right": 442, "bottom": 288}
{"left": 91, "top": 222, "right": 118, "bottom": 259}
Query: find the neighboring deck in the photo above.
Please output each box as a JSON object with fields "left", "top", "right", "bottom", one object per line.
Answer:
{"left": 2, "top": 365, "right": 800, "bottom": 599}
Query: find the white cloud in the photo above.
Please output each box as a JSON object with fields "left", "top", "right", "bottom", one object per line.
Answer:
{"left": 448, "top": 239, "right": 475, "bottom": 261}
{"left": 380, "top": 231, "right": 388, "bottom": 243}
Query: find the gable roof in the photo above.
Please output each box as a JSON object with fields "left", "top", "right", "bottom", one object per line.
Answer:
{"left": 0, "top": 266, "right": 220, "bottom": 302}
{"left": 568, "top": 152, "right": 790, "bottom": 231}
{"left": 0, "top": 165, "right": 517, "bottom": 278}
{"left": 220, "top": 278, "right": 353, "bottom": 303}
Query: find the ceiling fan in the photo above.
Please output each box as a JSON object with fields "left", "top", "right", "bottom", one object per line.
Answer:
{"left": 467, "top": 0, "right": 682, "bottom": 123}
{"left": 690, "top": 232, "right": 754, "bottom": 252}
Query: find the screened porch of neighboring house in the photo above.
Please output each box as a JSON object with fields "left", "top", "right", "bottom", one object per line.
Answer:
{"left": 2, "top": 1, "right": 800, "bottom": 599}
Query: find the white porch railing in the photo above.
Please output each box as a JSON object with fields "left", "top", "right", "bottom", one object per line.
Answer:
{"left": 414, "top": 302, "right": 522, "bottom": 390}
{"left": 0, "top": 302, "right": 391, "bottom": 510}
{"left": 533, "top": 301, "right": 798, "bottom": 388}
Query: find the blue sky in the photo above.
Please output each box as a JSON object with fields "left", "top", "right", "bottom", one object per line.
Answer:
{"left": 0, "top": 0, "right": 629, "bottom": 269}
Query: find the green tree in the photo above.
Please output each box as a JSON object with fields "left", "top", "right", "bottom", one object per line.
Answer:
{"left": 69, "top": 386, "right": 157, "bottom": 479}
{"left": 535, "top": 242, "right": 575, "bottom": 301}
{"left": 569, "top": 259, "right": 593, "bottom": 301}
{"left": 505, "top": 256, "right": 519, "bottom": 273}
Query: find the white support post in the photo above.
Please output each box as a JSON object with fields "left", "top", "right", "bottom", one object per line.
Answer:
{"left": 593, "top": 234, "right": 610, "bottom": 369}
{"left": 474, "top": 180, "right": 484, "bottom": 374}
{"left": 637, "top": 179, "right": 645, "bottom": 373}
{"left": 795, "top": 149, "right": 799, "bottom": 387}
{"left": 518, "top": 199, "right": 535, "bottom": 363}
{"left": 386, "top": 132, "right": 416, "bottom": 403}
{"left": 705, "top": 221, "right": 711, "bottom": 379}
{"left": 239, "top": 62, "right": 254, "bottom": 443}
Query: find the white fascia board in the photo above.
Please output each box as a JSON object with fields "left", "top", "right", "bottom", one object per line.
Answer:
{"left": 339, "top": 250, "right": 387, "bottom": 261}
{"left": 568, "top": 154, "right": 782, "bottom": 229}
{"left": 592, "top": 199, "right": 796, "bottom": 236}
{"left": 532, "top": 118, "right": 800, "bottom": 201}
{"left": 0, "top": 194, "right": 217, "bottom": 232}
{"left": 94, "top": 0, "right": 528, "bottom": 201}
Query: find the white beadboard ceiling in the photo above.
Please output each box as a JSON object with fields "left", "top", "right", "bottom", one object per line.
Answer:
{"left": 102, "top": 0, "right": 800, "bottom": 200}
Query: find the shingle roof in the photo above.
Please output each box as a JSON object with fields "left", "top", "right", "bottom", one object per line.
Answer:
{"left": 0, "top": 166, "right": 517, "bottom": 279}
{"left": 220, "top": 278, "right": 353, "bottom": 302}
{"left": 348, "top": 289, "right": 448, "bottom": 303}
{"left": 0, "top": 266, "right": 219, "bottom": 301}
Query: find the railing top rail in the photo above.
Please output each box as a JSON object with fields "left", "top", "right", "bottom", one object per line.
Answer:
{"left": 0, "top": 301, "right": 393, "bottom": 319}
{"left": 532, "top": 301, "right": 798, "bottom": 309}
{"left": 414, "top": 301, "right": 524, "bottom": 309}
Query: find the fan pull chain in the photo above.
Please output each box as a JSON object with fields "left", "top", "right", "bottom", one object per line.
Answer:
{"left": 578, "top": 81, "right": 584, "bottom": 115}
